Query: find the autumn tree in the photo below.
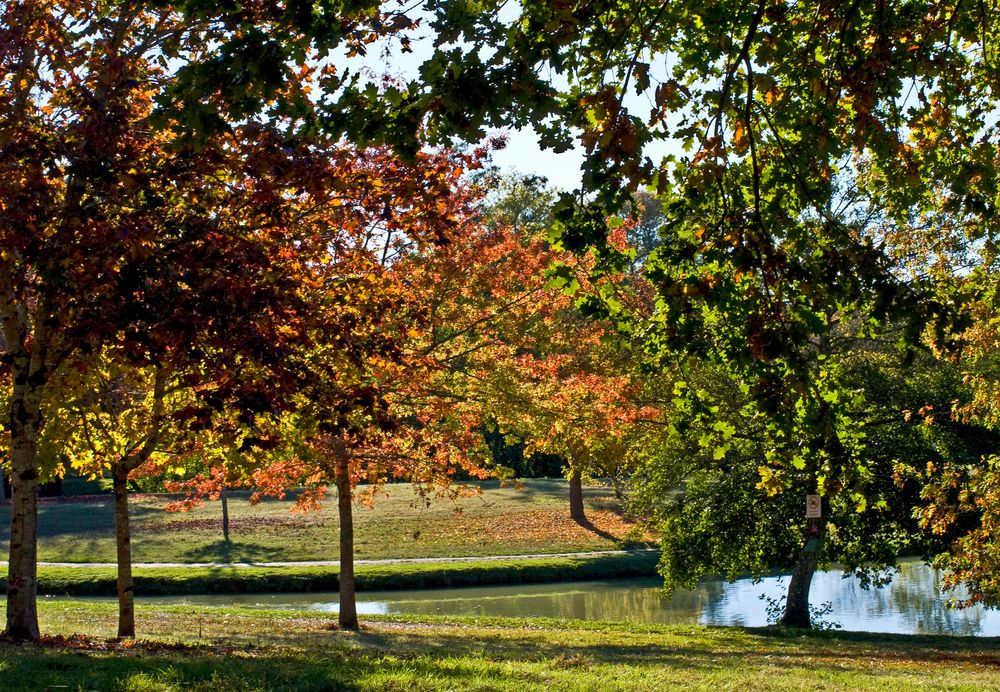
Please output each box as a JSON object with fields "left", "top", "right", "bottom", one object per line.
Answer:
{"left": 236, "top": 147, "right": 497, "bottom": 631}
{"left": 386, "top": 173, "right": 657, "bottom": 524}
{"left": 49, "top": 351, "right": 284, "bottom": 638}
{"left": 898, "top": 249, "right": 1000, "bottom": 606}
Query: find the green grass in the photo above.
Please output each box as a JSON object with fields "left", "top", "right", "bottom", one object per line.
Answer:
{"left": 7, "top": 480, "right": 651, "bottom": 564}
{"left": 25, "top": 551, "right": 660, "bottom": 596}
{"left": 3, "top": 600, "right": 999, "bottom": 690}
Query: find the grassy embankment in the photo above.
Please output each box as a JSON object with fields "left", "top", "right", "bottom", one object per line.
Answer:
{"left": 3, "top": 600, "right": 998, "bottom": 690}
{"left": 26, "top": 551, "right": 660, "bottom": 596}
{"left": 1, "top": 480, "right": 658, "bottom": 594}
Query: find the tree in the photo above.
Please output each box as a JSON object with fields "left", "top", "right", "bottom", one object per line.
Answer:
{"left": 904, "top": 268, "right": 1000, "bottom": 607}
{"left": 243, "top": 147, "right": 497, "bottom": 631}
{"left": 392, "top": 173, "right": 648, "bottom": 521}
{"left": 627, "top": 346, "right": 995, "bottom": 625}
{"left": 51, "top": 354, "right": 282, "bottom": 638}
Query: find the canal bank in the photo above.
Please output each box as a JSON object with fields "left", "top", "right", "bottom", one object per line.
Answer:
{"left": 24, "top": 550, "right": 661, "bottom": 597}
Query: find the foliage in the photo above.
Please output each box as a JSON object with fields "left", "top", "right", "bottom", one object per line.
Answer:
{"left": 480, "top": 428, "right": 564, "bottom": 479}
{"left": 415, "top": 174, "right": 659, "bottom": 494}
{"left": 900, "top": 262, "right": 1000, "bottom": 606}
{"left": 0, "top": 0, "right": 508, "bottom": 639}
{"left": 626, "top": 349, "right": 992, "bottom": 601}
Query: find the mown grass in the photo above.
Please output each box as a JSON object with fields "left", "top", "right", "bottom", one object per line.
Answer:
{"left": 4, "top": 480, "right": 651, "bottom": 564}
{"left": 4, "top": 600, "right": 1000, "bottom": 690}
{"left": 24, "top": 551, "right": 660, "bottom": 596}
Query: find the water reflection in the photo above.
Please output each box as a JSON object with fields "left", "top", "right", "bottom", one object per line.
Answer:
{"left": 139, "top": 559, "right": 1000, "bottom": 636}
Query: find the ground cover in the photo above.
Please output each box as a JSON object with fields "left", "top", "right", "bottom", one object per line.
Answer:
{"left": 0, "top": 480, "right": 650, "bottom": 564}
{"left": 3, "top": 600, "right": 999, "bottom": 690}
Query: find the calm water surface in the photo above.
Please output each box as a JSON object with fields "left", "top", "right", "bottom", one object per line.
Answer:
{"left": 137, "top": 560, "right": 1000, "bottom": 636}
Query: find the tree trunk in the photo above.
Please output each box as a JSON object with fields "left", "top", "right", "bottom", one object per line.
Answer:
{"left": 5, "top": 386, "right": 43, "bottom": 642}
{"left": 569, "top": 466, "right": 586, "bottom": 522}
{"left": 6, "top": 440, "right": 39, "bottom": 642}
{"left": 334, "top": 444, "right": 358, "bottom": 630}
{"left": 220, "top": 483, "right": 230, "bottom": 543}
{"left": 780, "top": 519, "right": 824, "bottom": 628}
{"left": 113, "top": 465, "right": 136, "bottom": 639}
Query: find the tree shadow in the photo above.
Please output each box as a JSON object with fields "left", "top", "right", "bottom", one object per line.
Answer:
{"left": 350, "top": 622, "right": 1000, "bottom": 675}
{"left": 0, "top": 638, "right": 559, "bottom": 692}
{"left": 572, "top": 516, "right": 621, "bottom": 543}
{"left": 178, "top": 540, "right": 286, "bottom": 564}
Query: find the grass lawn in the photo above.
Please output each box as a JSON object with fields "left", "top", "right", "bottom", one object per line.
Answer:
{"left": 3, "top": 600, "right": 999, "bottom": 690}
{"left": 1, "top": 480, "right": 651, "bottom": 564}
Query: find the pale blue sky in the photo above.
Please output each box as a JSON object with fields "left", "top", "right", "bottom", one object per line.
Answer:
{"left": 485, "top": 127, "right": 585, "bottom": 192}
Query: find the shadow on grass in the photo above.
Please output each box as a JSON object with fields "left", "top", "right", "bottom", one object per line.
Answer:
{"left": 0, "top": 644, "right": 362, "bottom": 691}
{"left": 8, "top": 614, "right": 1000, "bottom": 691}
{"left": 0, "top": 638, "right": 551, "bottom": 692}
{"left": 179, "top": 540, "right": 287, "bottom": 564}
{"left": 350, "top": 622, "right": 1000, "bottom": 674}
{"left": 571, "top": 516, "right": 619, "bottom": 543}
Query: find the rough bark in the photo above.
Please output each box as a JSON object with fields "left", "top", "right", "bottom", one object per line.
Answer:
{"left": 113, "top": 465, "right": 136, "bottom": 638}
{"left": 6, "top": 433, "right": 40, "bottom": 642}
{"left": 334, "top": 442, "right": 358, "bottom": 630}
{"left": 780, "top": 520, "right": 825, "bottom": 628}
{"left": 569, "top": 466, "right": 586, "bottom": 522}
{"left": 5, "top": 383, "right": 43, "bottom": 642}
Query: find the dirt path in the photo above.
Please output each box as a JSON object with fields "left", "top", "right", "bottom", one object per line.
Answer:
{"left": 18, "top": 548, "right": 658, "bottom": 570}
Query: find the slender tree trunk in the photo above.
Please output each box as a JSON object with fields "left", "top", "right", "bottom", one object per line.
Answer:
{"left": 334, "top": 443, "right": 358, "bottom": 630}
{"left": 220, "top": 483, "right": 230, "bottom": 543}
{"left": 6, "top": 440, "right": 40, "bottom": 642}
{"left": 113, "top": 465, "right": 136, "bottom": 639}
{"left": 569, "top": 465, "right": 586, "bottom": 522}
{"left": 780, "top": 519, "right": 824, "bottom": 628}
{"left": 6, "top": 385, "right": 43, "bottom": 642}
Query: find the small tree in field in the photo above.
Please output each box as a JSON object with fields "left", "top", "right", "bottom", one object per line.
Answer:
{"left": 280, "top": 148, "right": 499, "bottom": 630}
{"left": 424, "top": 180, "right": 655, "bottom": 522}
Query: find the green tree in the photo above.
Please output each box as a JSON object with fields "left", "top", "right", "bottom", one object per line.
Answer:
{"left": 626, "top": 343, "right": 994, "bottom": 625}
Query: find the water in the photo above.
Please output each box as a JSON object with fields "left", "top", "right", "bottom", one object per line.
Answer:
{"left": 137, "top": 559, "right": 1000, "bottom": 636}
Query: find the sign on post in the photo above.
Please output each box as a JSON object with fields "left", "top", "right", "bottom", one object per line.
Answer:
{"left": 806, "top": 494, "right": 822, "bottom": 518}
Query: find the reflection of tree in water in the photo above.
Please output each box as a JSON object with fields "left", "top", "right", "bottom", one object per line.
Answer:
{"left": 890, "top": 561, "right": 984, "bottom": 636}
{"left": 366, "top": 580, "right": 709, "bottom": 624}
{"left": 547, "top": 582, "right": 711, "bottom": 625}
{"left": 816, "top": 570, "right": 892, "bottom": 630}
{"left": 695, "top": 579, "right": 745, "bottom": 626}
{"left": 354, "top": 564, "right": 1000, "bottom": 634}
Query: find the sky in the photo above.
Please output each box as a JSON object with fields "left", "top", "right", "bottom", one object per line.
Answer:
{"left": 485, "top": 128, "right": 586, "bottom": 192}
